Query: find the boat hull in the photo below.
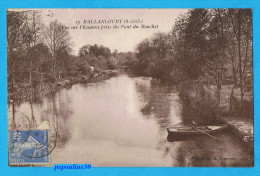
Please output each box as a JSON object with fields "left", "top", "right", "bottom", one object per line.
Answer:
{"left": 167, "top": 124, "right": 228, "bottom": 136}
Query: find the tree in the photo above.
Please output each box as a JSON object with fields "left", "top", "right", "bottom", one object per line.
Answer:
{"left": 23, "top": 10, "right": 43, "bottom": 85}
{"left": 107, "top": 56, "right": 118, "bottom": 69}
{"left": 135, "top": 38, "right": 154, "bottom": 75}
{"left": 171, "top": 9, "right": 210, "bottom": 80}
{"left": 56, "top": 48, "right": 73, "bottom": 78}
{"left": 79, "top": 44, "right": 91, "bottom": 58}
{"left": 227, "top": 9, "right": 252, "bottom": 103}
{"left": 171, "top": 8, "right": 252, "bottom": 109}
{"left": 134, "top": 32, "right": 173, "bottom": 79}
{"left": 29, "top": 43, "right": 52, "bottom": 83}
{"left": 201, "top": 9, "right": 229, "bottom": 106}
{"left": 45, "top": 20, "right": 71, "bottom": 78}
{"left": 7, "top": 11, "right": 27, "bottom": 88}
{"left": 113, "top": 49, "right": 118, "bottom": 57}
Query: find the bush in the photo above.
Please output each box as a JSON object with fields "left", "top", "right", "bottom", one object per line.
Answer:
{"left": 44, "top": 74, "right": 56, "bottom": 83}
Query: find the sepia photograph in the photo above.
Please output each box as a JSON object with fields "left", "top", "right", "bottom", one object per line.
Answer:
{"left": 7, "top": 8, "right": 253, "bottom": 167}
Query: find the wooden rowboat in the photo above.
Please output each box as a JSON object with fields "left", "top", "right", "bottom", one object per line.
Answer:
{"left": 167, "top": 124, "right": 228, "bottom": 136}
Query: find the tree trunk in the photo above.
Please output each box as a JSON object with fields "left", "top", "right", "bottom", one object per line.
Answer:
{"left": 216, "top": 9, "right": 224, "bottom": 113}
{"left": 230, "top": 43, "right": 237, "bottom": 85}
{"left": 12, "top": 55, "right": 15, "bottom": 88}
{"left": 216, "top": 74, "right": 222, "bottom": 106}
{"left": 12, "top": 102, "right": 16, "bottom": 129}
{"left": 237, "top": 10, "right": 244, "bottom": 106}
{"left": 53, "top": 55, "right": 56, "bottom": 78}
{"left": 29, "top": 59, "right": 32, "bottom": 85}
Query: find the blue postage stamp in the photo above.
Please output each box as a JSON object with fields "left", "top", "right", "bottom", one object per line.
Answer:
{"left": 9, "top": 130, "right": 50, "bottom": 165}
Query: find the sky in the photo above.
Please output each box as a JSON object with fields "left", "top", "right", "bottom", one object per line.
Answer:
{"left": 34, "top": 9, "right": 189, "bottom": 55}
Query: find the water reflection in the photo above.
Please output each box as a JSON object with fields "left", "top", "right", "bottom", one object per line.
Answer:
{"left": 8, "top": 73, "right": 253, "bottom": 167}
{"left": 8, "top": 88, "right": 73, "bottom": 151}
{"left": 132, "top": 76, "right": 253, "bottom": 167}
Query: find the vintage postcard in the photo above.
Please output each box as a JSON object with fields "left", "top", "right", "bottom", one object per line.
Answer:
{"left": 7, "top": 8, "right": 253, "bottom": 167}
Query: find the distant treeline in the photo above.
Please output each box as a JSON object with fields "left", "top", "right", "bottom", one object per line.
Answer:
{"left": 131, "top": 9, "right": 252, "bottom": 105}
{"left": 7, "top": 10, "right": 135, "bottom": 91}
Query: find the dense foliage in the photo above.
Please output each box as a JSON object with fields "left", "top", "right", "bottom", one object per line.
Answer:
{"left": 7, "top": 9, "right": 253, "bottom": 106}
{"left": 7, "top": 10, "right": 134, "bottom": 90}
{"left": 132, "top": 9, "right": 252, "bottom": 104}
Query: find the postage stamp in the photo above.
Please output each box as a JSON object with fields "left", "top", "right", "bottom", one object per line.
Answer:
{"left": 8, "top": 130, "right": 50, "bottom": 165}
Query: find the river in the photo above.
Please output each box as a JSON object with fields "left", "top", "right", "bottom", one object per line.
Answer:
{"left": 8, "top": 73, "right": 253, "bottom": 167}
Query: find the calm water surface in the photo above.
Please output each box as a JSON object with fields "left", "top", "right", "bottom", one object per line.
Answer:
{"left": 8, "top": 73, "right": 253, "bottom": 167}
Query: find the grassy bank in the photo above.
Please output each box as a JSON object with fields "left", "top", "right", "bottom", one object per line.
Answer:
{"left": 180, "top": 81, "right": 253, "bottom": 117}
{"left": 180, "top": 80, "right": 253, "bottom": 149}
{"left": 8, "top": 70, "right": 119, "bottom": 104}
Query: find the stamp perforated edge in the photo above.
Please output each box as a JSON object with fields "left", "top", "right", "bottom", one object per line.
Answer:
{"left": 8, "top": 129, "right": 51, "bottom": 166}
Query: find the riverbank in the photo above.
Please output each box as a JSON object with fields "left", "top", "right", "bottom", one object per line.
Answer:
{"left": 9, "top": 73, "right": 253, "bottom": 167}
{"left": 221, "top": 117, "right": 253, "bottom": 153}
{"left": 180, "top": 80, "right": 254, "bottom": 151}
{"left": 8, "top": 70, "right": 119, "bottom": 104}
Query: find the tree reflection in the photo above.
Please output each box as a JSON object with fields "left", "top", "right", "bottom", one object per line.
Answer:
{"left": 46, "top": 90, "right": 73, "bottom": 149}
{"left": 136, "top": 82, "right": 173, "bottom": 128}
{"left": 135, "top": 79, "right": 176, "bottom": 163}
{"left": 8, "top": 88, "right": 74, "bottom": 151}
{"left": 9, "top": 103, "right": 16, "bottom": 129}
{"left": 29, "top": 100, "right": 37, "bottom": 129}
{"left": 134, "top": 78, "right": 238, "bottom": 167}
